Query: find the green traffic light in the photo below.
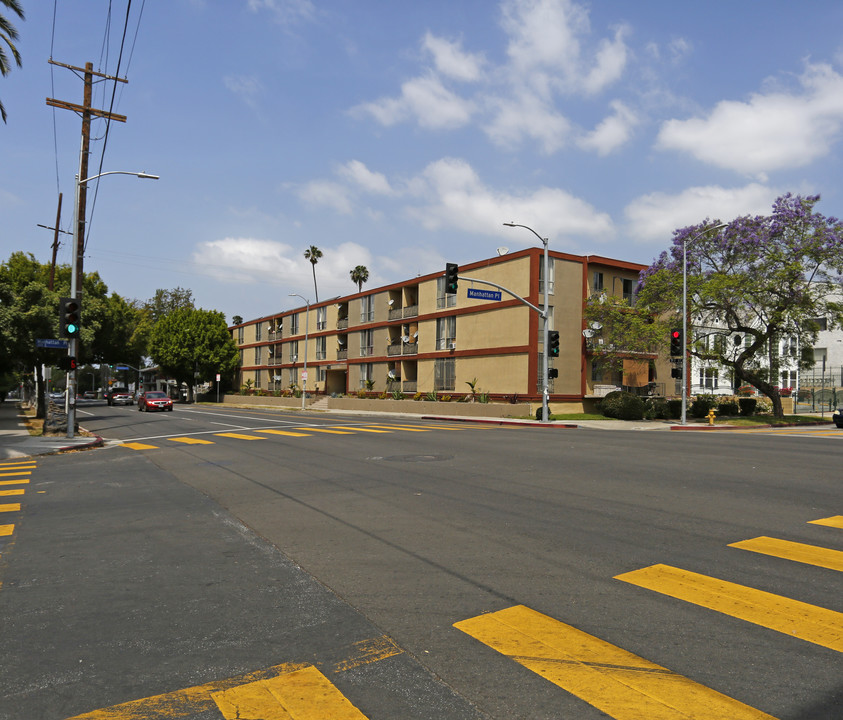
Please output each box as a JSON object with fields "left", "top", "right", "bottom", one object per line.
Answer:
{"left": 66, "top": 323, "right": 79, "bottom": 335}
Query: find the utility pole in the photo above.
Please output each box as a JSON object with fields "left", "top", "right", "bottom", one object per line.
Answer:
{"left": 37, "top": 193, "right": 70, "bottom": 291}
{"left": 46, "top": 60, "right": 127, "bottom": 436}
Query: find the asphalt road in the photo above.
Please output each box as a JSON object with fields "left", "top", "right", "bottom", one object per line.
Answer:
{"left": 1, "top": 403, "right": 841, "bottom": 719}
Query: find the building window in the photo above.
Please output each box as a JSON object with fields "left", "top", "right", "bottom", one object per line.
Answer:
{"left": 316, "top": 307, "right": 327, "bottom": 330}
{"left": 361, "top": 295, "right": 374, "bottom": 322}
{"left": 238, "top": 327, "right": 244, "bottom": 344}
{"left": 622, "top": 278, "right": 636, "bottom": 306}
{"left": 592, "top": 271, "right": 604, "bottom": 294}
{"left": 781, "top": 336, "right": 798, "bottom": 358}
{"left": 360, "top": 329, "right": 374, "bottom": 357}
{"left": 254, "top": 346, "right": 262, "bottom": 365}
{"left": 699, "top": 368, "right": 718, "bottom": 390}
{"left": 290, "top": 313, "right": 299, "bottom": 335}
{"left": 434, "top": 357, "right": 455, "bottom": 391}
{"left": 289, "top": 367, "right": 298, "bottom": 386}
{"left": 436, "top": 276, "right": 457, "bottom": 308}
{"left": 254, "top": 372, "right": 261, "bottom": 389}
{"left": 539, "top": 258, "right": 555, "bottom": 296}
{"left": 255, "top": 323, "right": 262, "bottom": 341}
{"left": 288, "top": 340, "right": 299, "bottom": 363}
{"left": 809, "top": 317, "right": 828, "bottom": 331}
{"left": 780, "top": 370, "right": 797, "bottom": 389}
{"left": 360, "top": 362, "right": 374, "bottom": 389}
{"left": 436, "top": 316, "right": 456, "bottom": 350}
{"left": 316, "top": 336, "right": 326, "bottom": 360}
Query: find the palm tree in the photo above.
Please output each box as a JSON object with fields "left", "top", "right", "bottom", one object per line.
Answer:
{"left": 303, "top": 245, "right": 322, "bottom": 303}
{"left": 1, "top": 0, "right": 25, "bottom": 124}
{"left": 350, "top": 265, "right": 369, "bottom": 292}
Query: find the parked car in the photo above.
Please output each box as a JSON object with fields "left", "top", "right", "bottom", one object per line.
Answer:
{"left": 49, "top": 390, "right": 65, "bottom": 401}
{"left": 138, "top": 390, "right": 173, "bottom": 412}
{"left": 110, "top": 390, "right": 134, "bottom": 406}
{"left": 83, "top": 391, "right": 97, "bottom": 399}
{"left": 833, "top": 408, "right": 843, "bottom": 428}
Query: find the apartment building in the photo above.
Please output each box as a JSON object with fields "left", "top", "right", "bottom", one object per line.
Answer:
{"left": 231, "top": 248, "right": 669, "bottom": 412}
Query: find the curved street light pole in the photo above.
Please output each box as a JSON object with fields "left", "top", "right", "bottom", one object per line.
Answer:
{"left": 681, "top": 223, "right": 728, "bottom": 425}
{"left": 503, "top": 222, "right": 550, "bottom": 423}
{"left": 289, "top": 294, "right": 310, "bottom": 411}
{"left": 66, "top": 170, "right": 159, "bottom": 438}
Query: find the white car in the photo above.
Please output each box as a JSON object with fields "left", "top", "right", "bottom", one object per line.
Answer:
{"left": 110, "top": 390, "right": 134, "bottom": 406}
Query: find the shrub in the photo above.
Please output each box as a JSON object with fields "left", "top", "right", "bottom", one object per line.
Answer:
{"left": 666, "top": 399, "right": 682, "bottom": 419}
{"left": 717, "top": 399, "right": 740, "bottom": 416}
{"left": 738, "top": 397, "right": 757, "bottom": 416}
{"left": 414, "top": 392, "right": 423, "bottom": 401}
{"left": 600, "top": 391, "right": 645, "bottom": 420}
{"left": 425, "top": 391, "right": 438, "bottom": 401}
{"left": 391, "top": 390, "right": 405, "bottom": 400}
{"left": 690, "top": 394, "right": 717, "bottom": 418}
{"left": 644, "top": 397, "right": 670, "bottom": 419}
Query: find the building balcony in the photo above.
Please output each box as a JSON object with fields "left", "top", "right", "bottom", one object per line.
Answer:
{"left": 389, "top": 308, "right": 404, "bottom": 321}
{"left": 337, "top": 349, "right": 347, "bottom": 360}
{"left": 387, "top": 344, "right": 402, "bottom": 356}
{"left": 403, "top": 344, "right": 418, "bottom": 355}
{"left": 403, "top": 305, "right": 418, "bottom": 318}
{"left": 337, "top": 318, "right": 348, "bottom": 330}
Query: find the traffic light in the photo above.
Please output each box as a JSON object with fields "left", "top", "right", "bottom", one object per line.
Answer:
{"left": 445, "top": 263, "right": 459, "bottom": 294}
{"left": 671, "top": 366, "right": 681, "bottom": 378}
{"left": 59, "top": 297, "right": 81, "bottom": 338}
{"left": 548, "top": 367, "right": 559, "bottom": 379}
{"left": 670, "top": 328, "right": 683, "bottom": 357}
{"left": 548, "top": 330, "right": 560, "bottom": 357}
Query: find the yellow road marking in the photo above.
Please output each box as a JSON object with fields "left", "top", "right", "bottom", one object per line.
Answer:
{"left": 615, "top": 564, "right": 843, "bottom": 652}
{"left": 257, "top": 429, "right": 313, "bottom": 437}
{"left": 214, "top": 433, "right": 265, "bottom": 440}
{"left": 0, "top": 489, "right": 24, "bottom": 496}
{"left": 357, "top": 425, "right": 431, "bottom": 432}
{"left": 122, "top": 442, "right": 159, "bottom": 450}
{"left": 810, "top": 516, "right": 843, "bottom": 529}
{"left": 0, "top": 470, "right": 31, "bottom": 477}
{"left": 294, "top": 427, "right": 355, "bottom": 435}
{"left": 0, "top": 503, "right": 21, "bottom": 513}
{"left": 0, "top": 460, "right": 35, "bottom": 466}
{"left": 454, "top": 605, "right": 775, "bottom": 720}
{"left": 0, "top": 524, "right": 13, "bottom": 537}
{"left": 0, "top": 478, "right": 28, "bottom": 486}
{"left": 170, "top": 437, "right": 215, "bottom": 445}
{"left": 328, "top": 426, "right": 392, "bottom": 433}
{"left": 213, "top": 666, "right": 368, "bottom": 720}
{"left": 729, "top": 536, "right": 843, "bottom": 572}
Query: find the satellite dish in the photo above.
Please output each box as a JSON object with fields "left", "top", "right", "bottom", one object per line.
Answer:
{"left": 590, "top": 321, "right": 603, "bottom": 330}
{"left": 388, "top": 299, "right": 394, "bottom": 305}
{"left": 337, "top": 338, "right": 345, "bottom": 345}
{"left": 413, "top": 331, "right": 418, "bottom": 338}
{"left": 290, "top": 355, "right": 297, "bottom": 362}
{"left": 402, "top": 336, "right": 409, "bottom": 342}
{"left": 496, "top": 247, "right": 509, "bottom": 256}
{"left": 582, "top": 329, "right": 595, "bottom": 338}
{"left": 388, "top": 371, "right": 395, "bottom": 379}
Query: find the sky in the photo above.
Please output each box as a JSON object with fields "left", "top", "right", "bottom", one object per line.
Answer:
{"left": 3, "top": 0, "right": 843, "bottom": 325}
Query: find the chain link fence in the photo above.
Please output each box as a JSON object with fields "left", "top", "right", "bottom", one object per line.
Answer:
{"left": 794, "top": 365, "right": 842, "bottom": 414}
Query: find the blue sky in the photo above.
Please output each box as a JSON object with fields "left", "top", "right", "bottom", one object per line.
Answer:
{"left": 3, "top": 0, "right": 843, "bottom": 324}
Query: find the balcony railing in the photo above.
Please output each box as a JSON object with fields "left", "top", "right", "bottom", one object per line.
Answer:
{"left": 389, "top": 308, "right": 404, "bottom": 320}
{"left": 403, "top": 305, "right": 418, "bottom": 318}
{"left": 403, "top": 381, "right": 417, "bottom": 393}
{"left": 337, "top": 349, "right": 347, "bottom": 360}
{"left": 403, "top": 344, "right": 418, "bottom": 355}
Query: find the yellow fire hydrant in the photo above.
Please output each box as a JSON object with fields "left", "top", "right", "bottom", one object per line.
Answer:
{"left": 707, "top": 407, "right": 717, "bottom": 426}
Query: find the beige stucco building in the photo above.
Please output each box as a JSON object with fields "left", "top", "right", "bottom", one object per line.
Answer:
{"left": 230, "top": 248, "right": 672, "bottom": 413}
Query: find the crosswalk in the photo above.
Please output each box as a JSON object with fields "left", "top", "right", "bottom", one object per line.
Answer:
{"left": 120, "top": 422, "right": 489, "bottom": 451}
{"left": 0, "top": 458, "right": 35, "bottom": 552}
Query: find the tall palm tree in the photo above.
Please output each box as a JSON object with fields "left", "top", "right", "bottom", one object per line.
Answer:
{"left": 350, "top": 265, "right": 369, "bottom": 292}
{"left": 303, "top": 245, "right": 322, "bottom": 303}
{"left": 0, "top": 0, "right": 25, "bottom": 124}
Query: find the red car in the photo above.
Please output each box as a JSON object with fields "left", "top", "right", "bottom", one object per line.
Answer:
{"left": 138, "top": 390, "right": 173, "bottom": 412}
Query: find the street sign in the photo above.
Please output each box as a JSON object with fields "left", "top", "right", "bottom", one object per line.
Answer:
{"left": 36, "top": 338, "right": 69, "bottom": 349}
{"left": 467, "top": 288, "right": 502, "bottom": 301}
{"left": 301, "top": 371, "right": 308, "bottom": 380}
{"left": 115, "top": 365, "right": 130, "bottom": 370}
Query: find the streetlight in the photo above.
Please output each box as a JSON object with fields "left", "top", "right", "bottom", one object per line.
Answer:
{"left": 289, "top": 293, "right": 310, "bottom": 411}
{"left": 503, "top": 222, "right": 551, "bottom": 423}
{"left": 66, "top": 170, "right": 158, "bottom": 438}
{"left": 681, "top": 222, "right": 728, "bottom": 425}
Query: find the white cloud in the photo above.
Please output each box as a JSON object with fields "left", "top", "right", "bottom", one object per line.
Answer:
{"left": 624, "top": 183, "right": 781, "bottom": 243}
{"left": 223, "top": 74, "right": 263, "bottom": 109}
{"left": 581, "top": 26, "right": 629, "bottom": 95}
{"left": 577, "top": 99, "right": 638, "bottom": 156}
{"left": 422, "top": 32, "right": 485, "bottom": 82}
{"left": 656, "top": 62, "right": 843, "bottom": 175}
{"left": 297, "top": 180, "right": 354, "bottom": 214}
{"left": 484, "top": 89, "right": 571, "bottom": 153}
{"left": 407, "top": 157, "right": 614, "bottom": 243}
{"left": 337, "top": 160, "right": 394, "bottom": 195}
{"left": 247, "top": 0, "right": 314, "bottom": 24}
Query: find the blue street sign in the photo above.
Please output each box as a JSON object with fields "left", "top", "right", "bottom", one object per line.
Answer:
{"left": 36, "top": 338, "right": 69, "bottom": 349}
{"left": 467, "top": 288, "right": 502, "bottom": 301}
{"left": 115, "top": 365, "right": 130, "bottom": 370}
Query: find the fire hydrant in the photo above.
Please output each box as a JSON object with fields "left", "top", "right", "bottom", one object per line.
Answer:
{"left": 707, "top": 408, "right": 717, "bottom": 426}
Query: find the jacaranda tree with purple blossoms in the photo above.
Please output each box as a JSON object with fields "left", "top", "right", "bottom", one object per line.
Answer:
{"left": 636, "top": 194, "right": 843, "bottom": 417}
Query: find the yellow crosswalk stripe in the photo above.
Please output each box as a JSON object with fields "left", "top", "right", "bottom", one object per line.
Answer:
{"left": 0, "top": 478, "right": 29, "bottom": 486}
{"left": 0, "top": 524, "right": 14, "bottom": 537}
{"left": 615, "top": 564, "right": 843, "bottom": 652}
{"left": 0, "top": 470, "right": 31, "bottom": 477}
{"left": 328, "top": 426, "right": 392, "bottom": 433}
{"left": 170, "top": 437, "right": 215, "bottom": 445}
{"left": 294, "top": 427, "right": 355, "bottom": 435}
{"left": 257, "top": 429, "right": 313, "bottom": 437}
{"left": 215, "top": 433, "right": 265, "bottom": 440}
{"left": 122, "top": 442, "right": 159, "bottom": 450}
{"left": 212, "top": 665, "right": 369, "bottom": 720}
{"left": 729, "top": 536, "right": 843, "bottom": 572}
{"left": 809, "top": 516, "right": 843, "bottom": 529}
{"left": 0, "top": 489, "right": 25, "bottom": 496}
{"left": 0, "top": 503, "right": 22, "bottom": 513}
{"left": 357, "top": 424, "right": 430, "bottom": 432}
{"left": 455, "top": 605, "right": 775, "bottom": 720}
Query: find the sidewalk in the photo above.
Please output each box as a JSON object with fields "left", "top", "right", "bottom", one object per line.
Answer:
{"left": 0, "top": 402, "right": 103, "bottom": 460}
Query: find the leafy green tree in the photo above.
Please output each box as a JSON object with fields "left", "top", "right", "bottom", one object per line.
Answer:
{"left": 636, "top": 194, "right": 843, "bottom": 417}
{"left": 148, "top": 307, "right": 239, "bottom": 402}
{"left": 350, "top": 265, "right": 369, "bottom": 292}
{"left": 0, "top": 0, "right": 24, "bottom": 123}
{"left": 304, "top": 245, "right": 322, "bottom": 302}
{"left": 145, "top": 287, "right": 194, "bottom": 322}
